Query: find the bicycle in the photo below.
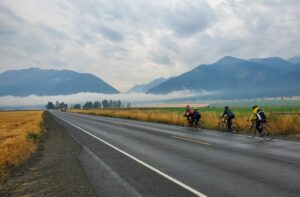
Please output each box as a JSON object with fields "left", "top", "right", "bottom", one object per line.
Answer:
{"left": 183, "top": 116, "right": 203, "bottom": 130}
{"left": 244, "top": 120, "right": 275, "bottom": 141}
{"left": 218, "top": 117, "right": 239, "bottom": 134}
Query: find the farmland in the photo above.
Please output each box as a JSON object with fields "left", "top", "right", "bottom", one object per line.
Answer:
{"left": 70, "top": 106, "right": 300, "bottom": 136}
{"left": 0, "top": 111, "right": 43, "bottom": 181}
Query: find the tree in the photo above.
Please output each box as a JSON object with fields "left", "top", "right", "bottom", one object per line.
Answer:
{"left": 93, "top": 101, "right": 101, "bottom": 109}
{"left": 102, "top": 100, "right": 109, "bottom": 109}
{"left": 46, "top": 101, "right": 55, "bottom": 109}
{"left": 83, "top": 101, "right": 93, "bottom": 109}
{"left": 108, "top": 100, "right": 113, "bottom": 108}
{"left": 73, "top": 104, "right": 81, "bottom": 109}
{"left": 117, "top": 100, "right": 122, "bottom": 108}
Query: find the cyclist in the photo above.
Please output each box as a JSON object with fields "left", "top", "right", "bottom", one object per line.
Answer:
{"left": 184, "top": 105, "right": 194, "bottom": 126}
{"left": 248, "top": 105, "right": 267, "bottom": 137}
{"left": 220, "top": 106, "right": 235, "bottom": 132}
{"left": 192, "top": 108, "right": 201, "bottom": 127}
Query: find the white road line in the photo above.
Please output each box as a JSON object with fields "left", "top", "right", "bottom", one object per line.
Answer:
{"left": 53, "top": 112, "right": 207, "bottom": 197}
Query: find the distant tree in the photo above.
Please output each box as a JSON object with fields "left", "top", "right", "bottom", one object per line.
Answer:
{"left": 83, "top": 101, "right": 93, "bottom": 109}
{"left": 93, "top": 101, "right": 101, "bottom": 109}
{"left": 108, "top": 100, "right": 113, "bottom": 108}
{"left": 46, "top": 101, "right": 55, "bottom": 109}
{"left": 127, "top": 102, "right": 131, "bottom": 108}
{"left": 112, "top": 100, "right": 117, "bottom": 108}
{"left": 73, "top": 104, "right": 81, "bottom": 109}
{"left": 58, "top": 102, "right": 67, "bottom": 111}
{"left": 117, "top": 100, "right": 122, "bottom": 108}
{"left": 102, "top": 100, "right": 109, "bottom": 109}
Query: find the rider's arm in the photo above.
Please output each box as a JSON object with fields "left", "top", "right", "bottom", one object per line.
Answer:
{"left": 248, "top": 113, "right": 255, "bottom": 121}
{"left": 220, "top": 110, "right": 226, "bottom": 118}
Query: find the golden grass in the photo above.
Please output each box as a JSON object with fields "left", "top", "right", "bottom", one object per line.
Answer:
{"left": 70, "top": 109, "right": 300, "bottom": 136}
{"left": 0, "top": 111, "right": 43, "bottom": 180}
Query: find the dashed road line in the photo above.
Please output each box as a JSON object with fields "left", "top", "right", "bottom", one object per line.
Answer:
{"left": 172, "top": 136, "right": 211, "bottom": 146}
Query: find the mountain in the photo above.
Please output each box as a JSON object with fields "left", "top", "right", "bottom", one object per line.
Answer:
{"left": 0, "top": 68, "right": 119, "bottom": 96}
{"left": 287, "top": 55, "right": 300, "bottom": 64}
{"left": 250, "top": 57, "right": 295, "bottom": 70}
{"left": 127, "top": 77, "right": 167, "bottom": 93}
{"left": 147, "top": 56, "right": 300, "bottom": 98}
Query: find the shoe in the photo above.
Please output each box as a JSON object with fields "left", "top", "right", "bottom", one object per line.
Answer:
{"left": 259, "top": 133, "right": 264, "bottom": 137}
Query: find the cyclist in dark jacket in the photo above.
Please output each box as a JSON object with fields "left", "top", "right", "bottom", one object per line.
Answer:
{"left": 220, "top": 106, "right": 235, "bottom": 131}
{"left": 192, "top": 108, "right": 201, "bottom": 127}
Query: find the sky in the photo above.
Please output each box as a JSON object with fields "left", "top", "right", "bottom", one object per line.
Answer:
{"left": 0, "top": 0, "right": 300, "bottom": 92}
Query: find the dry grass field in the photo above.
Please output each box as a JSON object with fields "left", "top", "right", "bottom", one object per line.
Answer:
{"left": 70, "top": 108, "right": 300, "bottom": 136}
{"left": 0, "top": 111, "right": 43, "bottom": 180}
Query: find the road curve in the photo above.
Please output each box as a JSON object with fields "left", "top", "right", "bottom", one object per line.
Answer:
{"left": 50, "top": 111, "right": 300, "bottom": 197}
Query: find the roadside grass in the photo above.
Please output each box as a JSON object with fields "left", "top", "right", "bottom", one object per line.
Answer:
{"left": 0, "top": 111, "right": 43, "bottom": 181}
{"left": 70, "top": 107, "right": 300, "bottom": 136}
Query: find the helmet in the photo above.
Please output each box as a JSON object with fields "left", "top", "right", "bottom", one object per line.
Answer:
{"left": 252, "top": 105, "right": 258, "bottom": 109}
{"left": 224, "top": 106, "right": 229, "bottom": 109}
{"left": 193, "top": 107, "right": 198, "bottom": 110}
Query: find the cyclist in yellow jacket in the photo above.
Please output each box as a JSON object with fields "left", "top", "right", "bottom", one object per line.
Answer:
{"left": 248, "top": 105, "right": 267, "bottom": 137}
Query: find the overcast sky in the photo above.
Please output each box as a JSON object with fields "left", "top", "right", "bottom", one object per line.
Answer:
{"left": 1, "top": 0, "right": 299, "bottom": 92}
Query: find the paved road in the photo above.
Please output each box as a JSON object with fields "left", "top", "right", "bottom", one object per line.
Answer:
{"left": 50, "top": 111, "right": 300, "bottom": 197}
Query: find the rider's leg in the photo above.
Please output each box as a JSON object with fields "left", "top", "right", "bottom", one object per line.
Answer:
{"left": 189, "top": 115, "right": 194, "bottom": 126}
{"left": 194, "top": 118, "right": 200, "bottom": 128}
{"left": 256, "top": 120, "right": 263, "bottom": 136}
{"left": 227, "top": 117, "right": 232, "bottom": 131}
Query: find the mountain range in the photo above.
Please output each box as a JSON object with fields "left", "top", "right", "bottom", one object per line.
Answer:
{"left": 0, "top": 68, "right": 119, "bottom": 96}
{"left": 1, "top": 55, "right": 299, "bottom": 99}
{"left": 127, "top": 77, "right": 166, "bottom": 93}
{"left": 147, "top": 56, "right": 300, "bottom": 99}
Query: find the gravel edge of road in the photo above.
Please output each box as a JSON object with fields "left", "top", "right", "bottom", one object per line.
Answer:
{"left": 0, "top": 111, "right": 96, "bottom": 197}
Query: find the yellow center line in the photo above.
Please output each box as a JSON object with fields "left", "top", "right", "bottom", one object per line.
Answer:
{"left": 112, "top": 122, "right": 123, "bottom": 126}
{"left": 172, "top": 135, "right": 211, "bottom": 146}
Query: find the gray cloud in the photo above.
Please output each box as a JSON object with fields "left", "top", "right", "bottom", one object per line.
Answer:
{"left": 150, "top": 51, "right": 173, "bottom": 66}
{"left": 0, "top": 0, "right": 300, "bottom": 92}
{"left": 163, "top": 1, "right": 217, "bottom": 37}
{"left": 95, "top": 25, "right": 124, "bottom": 42}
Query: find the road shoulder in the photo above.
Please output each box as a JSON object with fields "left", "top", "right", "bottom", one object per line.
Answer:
{"left": 0, "top": 111, "right": 96, "bottom": 196}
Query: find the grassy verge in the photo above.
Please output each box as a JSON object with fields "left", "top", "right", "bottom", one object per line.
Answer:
{"left": 0, "top": 111, "right": 43, "bottom": 181}
{"left": 70, "top": 108, "right": 300, "bottom": 136}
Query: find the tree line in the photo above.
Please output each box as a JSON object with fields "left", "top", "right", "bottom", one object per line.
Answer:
{"left": 46, "top": 101, "right": 67, "bottom": 110}
{"left": 46, "top": 100, "right": 131, "bottom": 110}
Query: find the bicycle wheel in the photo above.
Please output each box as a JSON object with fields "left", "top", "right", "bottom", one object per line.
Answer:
{"left": 218, "top": 121, "right": 226, "bottom": 131}
{"left": 198, "top": 120, "right": 203, "bottom": 129}
{"left": 195, "top": 120, "right": 203, "bottom": 130}
{"left": 231, "top": 122, "right": 240, "bottom": 134}
{"left": 183, "top": 119, "right": 189, "bottom": 128}
{"left": 263, "top": 125, "right": 275, "bottom": 141}
{"left": 244, "top": 125, "right": 256, "bottom": 139}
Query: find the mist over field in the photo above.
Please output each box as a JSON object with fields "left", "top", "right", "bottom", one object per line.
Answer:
{"left": 0, "top": 90, "right": 216, "bottom": 107}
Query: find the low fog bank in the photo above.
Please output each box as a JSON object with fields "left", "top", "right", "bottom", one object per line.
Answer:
{"left": 0, "top": 90, "right": 217, "bottom": 107}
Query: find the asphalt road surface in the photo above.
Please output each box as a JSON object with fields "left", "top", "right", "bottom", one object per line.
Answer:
{"left": 50, "top": 111, "right": 300, "bottom": 197}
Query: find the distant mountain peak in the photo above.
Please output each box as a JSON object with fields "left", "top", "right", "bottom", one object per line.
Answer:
{"left": 215, "top": 56, "right": 244, "bottom": 65}
{"left": 127, "top": 77, "right": 167, "bottom": 93}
